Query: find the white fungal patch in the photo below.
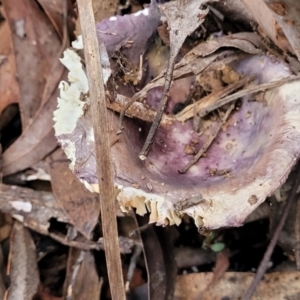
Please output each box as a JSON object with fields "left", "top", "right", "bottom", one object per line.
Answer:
{"left": 54, "top": 36, "right": 111, "bottom": 138}
{"left": 134, "top": 8, "right": 150, "bottom": 17}
{"left": 10, "top": 201, "right": 32, "bottom": 213}
{"left": 64, "top": 141, "right": 77, "bottom": 170}
{"left": 72, "top": 35, "right": 83, "bottom": 49}
{"left": 53, "top": 54, "right": 87, "bottom": 136}
{"left": 12, "top": 215, "right": 24, "bottom": 222}
{"left": 109, "top": 16, "right": 118, "bottom": 21}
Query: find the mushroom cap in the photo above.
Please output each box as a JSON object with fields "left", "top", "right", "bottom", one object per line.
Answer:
{"left": 54, "top": 10, "right": 300, "bottom": 230}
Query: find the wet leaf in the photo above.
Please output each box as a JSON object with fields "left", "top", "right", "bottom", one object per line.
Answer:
{"left": 46, "top": 148, "right": 100, "bottom": 239}
{"left": 5, "top": 222, "right": 39, "bottom": 300}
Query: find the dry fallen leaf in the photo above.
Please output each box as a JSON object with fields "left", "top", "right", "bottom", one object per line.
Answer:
{"left": 175, "top": 271, "right": 300, "bottom": 300}
{"left": 266, "top": 0, "right": 300, "bottom": 60}
{"left": 46, "top": 148, "right": 100, "bottom": 239}
{"left": 1, "top": 0, "right": 72, "bottom": 176}
{"left": 0, "top": 21, "right": 19, "bottom": 116}
{"left": 242, "top": 0, "right": 294, "bottom": 53}
{"left": 64, "top": 249, "right": 101, "bottom": 300}
{"left": 0, "top": 246, "right": 6, "bottom": 299}
{"left": 2, "top": 0, "right": 62, "bottom": 126}
{"left": 1, "top": 87, "right": 59, "bottom": 176}
{"left": 159, "top": 0, "right": 209, "bottom": 58}
{"left": 5, "top": 222, "right": 39, "bottom": 300}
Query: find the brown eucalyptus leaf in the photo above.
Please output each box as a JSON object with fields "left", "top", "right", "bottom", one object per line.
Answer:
{"left": 1, "top": 87, "right": 59, "bottom": 176}
{"left": 159, "top": 0, "right": 210, "bottom": 57}
{"left": 5, "top": 222, "right": 39, "bottom": 300}
{"left": 265, "top": 0, "right": 300, "bottom": 60}
{"left": 0, "top": 22, "right": 19, "bottom": 115}
{"left": 2, "top": 0, "right": 61, "bottom": 127}
{"left": 64, "top": 249, "right": 101, "bottom": 300}
{"left": 242, "top": 0, "right": 294, "bottom": 53}
{"left": 174, "top": 272, "right": 300, "bottom": 300}
{"left": 212, "top": 0, "right": 254, "bottom": 24}
{"left": 0, "top": 246, "right": 6, "bottom": 299}
{"left": 46, "top": 148, "right": 100, "bottom": 239}
{"left": 178, "top": 32, "right": 264, "bottom": 65}
{"left": 37, "top": 0, "right": 74, "bottom": 41}
{"left": 1, "top": 69, "right": 72, "bottom": 176}
{"left": 1, "top": 0, "right": 71, "bottom": 176}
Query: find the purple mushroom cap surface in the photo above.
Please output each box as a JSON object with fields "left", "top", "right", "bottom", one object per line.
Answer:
{"left": 54, "top": 7, "right": 300, "bottom": 230}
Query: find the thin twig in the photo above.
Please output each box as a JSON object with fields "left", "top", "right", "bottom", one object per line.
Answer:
{"left": 108, "top": 95, "right": 173, "bottom": 127}
{"left": 125, "top": 245, "right": 143, "bottom": 292}
{"left": 139, "top": 55, "right": 177, "bottom": 160}
{"left": 176, "top": 75, "right": 253, "bottom": 122}
{"left": 48, "top": 232, "right": 104, "bottom": 251}
{"left": 243, "top": 163, "right": 300, "bottom": 300}
{"left": 177, "top": 74, "right": 300, "bottom": 123}
{"left": 179, "top": 103, "right": 235, "bottom": 174}
{"left": 199, "top": 75, "right": 300, "bottom": 118}
{"left": 76, "top": 1, "right": 126, "bottom": 299}
{"left": 129, "top": 223, "right": 154, "bottom": 237}
{"left": 26, "top": 223, "right": 135, "bottom": 253}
